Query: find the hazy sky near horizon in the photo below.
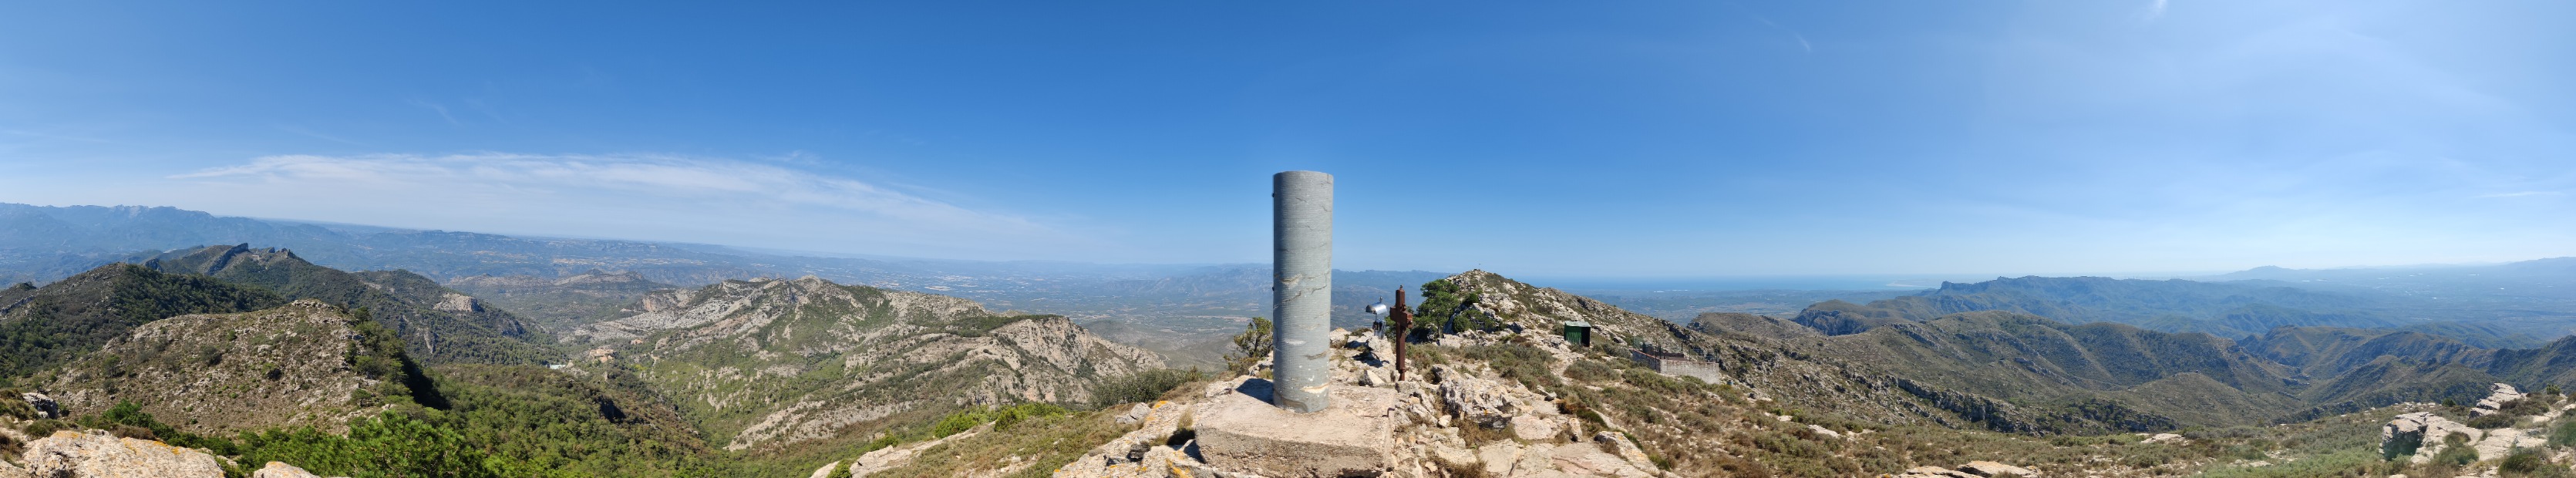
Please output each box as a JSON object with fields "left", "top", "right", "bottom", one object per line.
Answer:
{"left": 3, "top": 2, "right": 2571, "bottom": 276}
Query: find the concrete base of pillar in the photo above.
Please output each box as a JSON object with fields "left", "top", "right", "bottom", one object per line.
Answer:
{"left": 1193, "top": 379, "right": 1401, "bottom": 477}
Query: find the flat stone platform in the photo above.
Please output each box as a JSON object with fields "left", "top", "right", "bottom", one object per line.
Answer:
{"left": 1192, "top": 379, "right": 1403, "bottom": 477}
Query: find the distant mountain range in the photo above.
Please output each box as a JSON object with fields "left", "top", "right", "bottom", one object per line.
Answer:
{"left": 1790, "top": 271, "right": 2576, "bottom": 348}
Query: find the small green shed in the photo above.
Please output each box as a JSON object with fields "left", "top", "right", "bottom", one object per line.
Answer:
{"left": 1562, "top": 321, "right": 1593, "bottom": 347}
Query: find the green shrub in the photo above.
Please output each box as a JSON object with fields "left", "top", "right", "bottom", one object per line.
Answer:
{"left": 2470, "top": 412, "right": 2519, "bottom": 429}
{"left": 2498, "top": 398, "right": 2551, "bottom": 417}
{"left": 2431, "top": 433, "right": 2479, "bottom": 466}
{"left": 2499, "top": 447, "right": 2571, "bottom": 477}
{"left": 21, "top": 419, "right": 66, "bottom": 437}
{"left": 1090, "top": 369, "right": 1203, "bottom": 409}
{"left": 1224, "top": 318, "right": 1273, "bottom": 375}
{"left": 0, "top": 396, "right": 34, "bottom": 420}
{"left": 930, "top": 402, "right": 1073, "bottom": 439}
{"left": 2554, "top": 419, "right": 2576, "bottom": 447}
{"left": 1460, "top": 344, "right": 1562, "bottom": 391}
{"left": 235, "top": 411, "right": 500, "bottom": 478}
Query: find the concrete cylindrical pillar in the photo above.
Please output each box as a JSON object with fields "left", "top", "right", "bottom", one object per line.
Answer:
{"left": 1271, "top": 170, "right": 1333, "bottom": 413}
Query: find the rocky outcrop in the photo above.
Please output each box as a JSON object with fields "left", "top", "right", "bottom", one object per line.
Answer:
{"left": 2384, "top": 410, "right": 2487, "bottom": 463}
{"left": 2471, "top": 382, "right": 2528, "bottom": 416}
{"left": 251, "top": 461, "right": 325, "bottom": 478}
{"left": 46, "top": 300, "right": 416, "bottom": 435}
{"left": 1437, "top": 370, "right": 1523, "bottom": 429}
{"left": 1433, "top": 270, "right": 1682, "bottom": 349}
{"left": 19, "top": 392, "right": 59, "bottom": 419}
{"left": 431, "top": 293, "right": 483, "bottom": 312}
{"left": 1058, "top": 325, "right": 1658, "bottom": 478}
{"left": 1892, "top": 461, "right": 2037, "bottom": 478}
{"left": 22, "top": 431, "right": 224, "bottom": 478}
{"left": 809, "top": 425, "right": 985, "bottom": 478}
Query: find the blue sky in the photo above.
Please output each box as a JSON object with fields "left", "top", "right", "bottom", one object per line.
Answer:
{"left": 2, "top": 1, "right": 2571, "bottom": 276}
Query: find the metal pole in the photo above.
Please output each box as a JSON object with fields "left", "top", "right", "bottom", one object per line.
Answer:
{"left": 1391, "top": 286, "right": 1412, "bottom": 382}
{"left": 1271, "top": 170, "right": 1332, "bottom": 413}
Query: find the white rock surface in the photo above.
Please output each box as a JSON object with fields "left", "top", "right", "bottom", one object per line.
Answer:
{"left": 1439, "top": 369, "right": 1521, "bottom": 429}
{"left": 2473, "top": 427, "right": 2547, "bottom": 461}
{"left": 23, "top": 431, "right": 225, "bottom": 478}
{"left": 1510, "top": 414, "right": 1561, "bottom": 441}
{"left": 2477, "top": 383, "right": 2528, "bottom": 410}
{"left": 1959, "top": 460, "right": 2036, "bottom": 476}
{"left": 251, "top": 461, "right": 324, "bottom": 478}
{"left": 1057, "top": 328, "right": 1665, "bottom": 478}
{"left": 2384, "top": 412, "right": 2483, "bottom": 463}
{"left": 430, "top": 292, "right": 483, "bottom": 312}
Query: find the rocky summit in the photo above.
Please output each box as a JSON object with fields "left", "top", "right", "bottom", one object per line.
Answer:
{"left": 1056, "top": 327, "right": 1663, "bottom": 478}
{"left": 45, "top": 299, "right": 426, "bottom": 435}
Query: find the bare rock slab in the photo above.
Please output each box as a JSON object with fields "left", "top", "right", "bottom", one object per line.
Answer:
{"left": 251, "top": 462, "right": 324, "bottom": 478}
{"left": 1193, "top": 379, "right": 1402, "bottom": 477}
{"left": 24, "top": 431, "right": 224, "bottom": 478}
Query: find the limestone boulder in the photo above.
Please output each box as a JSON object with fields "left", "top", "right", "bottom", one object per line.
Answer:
{"left": 1440, "top": 374, "right": 1520, "bottom": 428}
{"left": 431, "top": 292, "right": 483, "bottom": 312}
{"left": 2476, "top": 383, "right": 2528, "bottom": 411}
{"left": 1958, "top": 460, "right": 2036, "bottom": 476}
{"left": 1510, "top": 415, "right": 1561, "bottom": 441}
{"left": 2383, "top": 412, "right": 2481, "bottom": 463}
{"left": 1116, "top": 402, "right": 1152, "bottom": 425}
{"left": 23, "top": 431, "right": 224, "bottom": 478}
{"left": 251, "top": 461, "right": 324, "bottom": 478}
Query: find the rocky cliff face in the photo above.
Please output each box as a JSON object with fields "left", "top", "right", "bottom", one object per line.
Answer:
{"left": 45, "top": 300, "right": 428, "bottom": 435}
{"left": 594, "top": 276, "right": 1164, "bottom": 451}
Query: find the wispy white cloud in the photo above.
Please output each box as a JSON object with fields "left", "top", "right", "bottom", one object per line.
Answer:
{"left": 165, "top": 153, "right": 1076, "bottom": 258}
{"left": 2147, "top": 0, "right": 2170, "bottom": 21}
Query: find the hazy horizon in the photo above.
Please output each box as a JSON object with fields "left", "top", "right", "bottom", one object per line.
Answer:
{"left": 13, "top": 200, "right": 2564, "bottom": 291}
